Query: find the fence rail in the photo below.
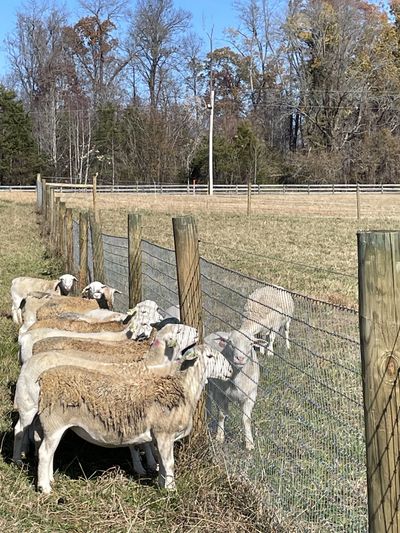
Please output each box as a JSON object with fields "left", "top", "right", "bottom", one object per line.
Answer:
{"left": 5, "top": 181, "right": 400, "bottom": 196}
{"left": 41, "top": 181, "right": 400, "bottom": 195}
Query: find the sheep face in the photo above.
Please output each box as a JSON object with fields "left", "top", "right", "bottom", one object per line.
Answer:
{"left": 181, "top": 345, "right": 233, "bottom": 381}
{"left": 153, "top": 323, "right": 198, "bottom": 360}
{"left": 58, "top": 274, "right": 77, "bottom": 294}
{"left": 220, "top": 330, "right": 255, "bottom": 369}
{"left": 127, "top": 300, "right": 163, "bottom": 340}
{"left": 81, "top": 281, "right": 105, "bottom": 299}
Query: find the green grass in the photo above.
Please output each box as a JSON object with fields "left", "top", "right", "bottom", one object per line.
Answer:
{"left": 0, "top": 199, "right": 280, "bottom": 532}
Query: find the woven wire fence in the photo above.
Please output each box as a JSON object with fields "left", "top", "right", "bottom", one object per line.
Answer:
{"left": 71, "top": 221, "right": 367, "bottom": 531}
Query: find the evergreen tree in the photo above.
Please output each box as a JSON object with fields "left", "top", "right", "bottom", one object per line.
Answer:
{"left": 0, "top": 86, "right": 43, "bottom": 185}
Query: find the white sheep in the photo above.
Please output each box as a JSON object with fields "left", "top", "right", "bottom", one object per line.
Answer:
{"left": 19, "top": 287, "right": 123, "bottom": 335}
{"left": 36, "top": 344, "right": 233, "bottom": 493}
{"left": 11, "top": 274, "right": 77, "bottom": 325}
{"left": 81, "top": 282, "right": 121, "bottom": 310}
{"left": 241, "top": 285, "right": 294, "bottom": 355}
{"left": 18, "top": 300, "right": 164, "bottom": 363}
{"left": 205, "top": 329, "right": 259, "bottom": 450}
{"left": 13, "top": 323, "right": 199, "bottom": 474}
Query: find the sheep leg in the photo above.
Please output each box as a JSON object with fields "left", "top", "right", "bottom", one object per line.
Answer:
{"left": 242, "top": 398, "right": 255, "bottom": 451}
{"left": 215, "top": 394, "right": 229, "bottom": 444}
{"left": 37, "top": 427, "right": 66, "bottom": 494}
{"left": 285, "top": 318, "right": 291, "bottom": 350}
{"left": 267, "top": 330, "right": 275, "bottom": 355}
{"left": 143, "top": 442, "right": 158, "bottom": 472}
{"left": 128, "top": 446, "right": 147, "bottom": 476}
{"left": 13, "top": 408, "right": 37, "bottom": 463}
{"left": 156, "top": 435, "right": 175, "bottom": 490}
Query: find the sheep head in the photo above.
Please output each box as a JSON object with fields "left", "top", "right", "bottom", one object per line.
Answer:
{"left": 127, "top": 300, "right": 163, "bottom": 340}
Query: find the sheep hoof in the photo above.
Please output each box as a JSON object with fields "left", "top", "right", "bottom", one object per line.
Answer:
{"left": 38, "top": 484, "right": 52, "bottom": 495}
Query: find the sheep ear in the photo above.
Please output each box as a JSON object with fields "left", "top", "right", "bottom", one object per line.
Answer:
{"left": 53, "top": 281, "right": 61, "bottom": 291}
{"left": 180, "top": 343, "right": 197, "bottom": 359}
{"left": 82, "top": 284, "right": 90, "bottom": 292}
{"left": 73, "top": 276, "right": 78, "bottom": 281}
{"left": 113, "top": 289, "right": 122, "bottom": 295}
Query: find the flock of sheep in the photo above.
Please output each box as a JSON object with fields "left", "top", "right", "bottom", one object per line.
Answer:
{"left": 10, "top": 273, "right": 294, "bottom": 494}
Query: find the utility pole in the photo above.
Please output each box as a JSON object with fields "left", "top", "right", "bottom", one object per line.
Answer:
{"left": 208, "top": 27, "right": 214, "bottom": 196}
{"left": 208, "top": 90, "right": 215, "bottom": 196}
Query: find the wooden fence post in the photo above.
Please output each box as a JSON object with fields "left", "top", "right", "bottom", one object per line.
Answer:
{"left": 65, "top": 207, "right": 73, "bottom": 273}
{"left": 358, "top": 230, "right": 400, "bottom": 532}
{"left": 89, "top": 211, "right": 105, "bottom": 283}
{"left": 54, "top": 196, "right": 60, "bottom": 254}
{"left": 59, "top": 202, "right": 66, "bottom": 260}
{"left": 36, "top": 173, "right": 42, "bottom": 213}
{"left": 128, "top": 213, "right": 142, "bottom": 308}
{"left": 41, "top": 179, "right": 47, "bottom": 233}
{"left": 79, "top": 211, "right": 89, "bottom": 291}
{"left": 48, "top": 187, "right": 55, "bottom": 247}
{"left": 173, "top": 215, "right": 204, "bottom": 437}
{"left": 356, "top": 184, "right": 361, "bottom": 220}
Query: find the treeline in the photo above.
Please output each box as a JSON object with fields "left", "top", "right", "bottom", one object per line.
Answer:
{"left": 2, "top": 0, "right": 400, "bottom": 185}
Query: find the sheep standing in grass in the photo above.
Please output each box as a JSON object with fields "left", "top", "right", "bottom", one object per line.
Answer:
{"left": 13, "top": 323, "right": 198, "bottom": 473}
{"left": 11, "top": 274, "right": 77, "bottom": 324}
{"left": 241, "top": 285, "right": 294, "bottom": 355}
{"left": 36, "top": 345, "right": 233, "bottom": 494}
{"left": 205, "top": 329, "right": 259, "bottom": 450}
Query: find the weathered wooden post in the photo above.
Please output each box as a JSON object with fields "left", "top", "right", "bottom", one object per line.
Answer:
{"left": 173, "top": 215, "right": 204, "bottom": 437}
{"left": 358, "top": 230, "right": 400, "bottom": 532}
{"left": 54, "top": 196, "right": 60, "bottom": 254}
{"left": 89, "top": 211, "right": 105, "bottom": 283}
{"left": 92, "top": 173, "right": 98, "bottom": 220}
{"left": 48, "top": 187, "right": 55, "bottom": 248}
{"left": 79, "top": 211, "right": 89, "bottom": 291}
{"left": 128, "top": 213, "right": 142, "bottom": 308}
{"left": 59, "top": 202, "right": 66, "bottom": 261}
{"left": 247, "top": 175, "right": 251, "bottom": 216}
{"left": 41, "top": 179, "right": 47, "bottom": 233}
{"left": 65, "top": 207, "right": 73, "bottom": 273}
{"left": 36, "top": 173, "right": 42, "bottom": 213}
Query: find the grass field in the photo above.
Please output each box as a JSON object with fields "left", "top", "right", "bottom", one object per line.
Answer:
{"left": 0, "top": 190, "right": 388, "bottom": 531}
{"left": 44, "top": 190, "right": 400, "bottom": 308}
{"left": 0, "top": 197, "right": 279, "bottom": 533}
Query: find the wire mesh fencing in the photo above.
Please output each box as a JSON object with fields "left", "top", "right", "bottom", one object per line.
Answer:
{"left": 70, "top": 218, "right": 367, "bottom": 531}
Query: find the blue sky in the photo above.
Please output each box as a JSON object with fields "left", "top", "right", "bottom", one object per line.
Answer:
{"left": 0, "top": 0, "right": 247, "bottom": 77}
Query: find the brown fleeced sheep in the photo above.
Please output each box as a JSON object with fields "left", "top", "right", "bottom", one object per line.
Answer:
{"left": 36, "top": 345, "right": 233, "bottom": 493}
{"left": 32, "top": 337, "right": 151, "bottom": 361}
{"left": 13, "top": 323, "right": 199, "bottom": 471}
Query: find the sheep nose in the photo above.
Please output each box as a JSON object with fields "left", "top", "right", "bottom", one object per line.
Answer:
{"left": 234, "top": 354, "right": 247, "bottom": 366}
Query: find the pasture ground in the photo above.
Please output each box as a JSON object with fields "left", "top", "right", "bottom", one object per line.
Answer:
{"left": 0, "top": 197, "right": 279, "bottom": 532}
{"left": 6, "top": 190, "right": 399, "bottom": 307}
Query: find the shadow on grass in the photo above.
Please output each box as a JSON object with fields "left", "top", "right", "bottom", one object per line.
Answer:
{"left": 1, "top": 421, "right": 156, "bottom": 490}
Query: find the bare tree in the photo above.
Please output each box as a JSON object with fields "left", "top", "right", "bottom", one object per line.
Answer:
{"left": 128, "top": 0, "right": 191, "bottom": 109}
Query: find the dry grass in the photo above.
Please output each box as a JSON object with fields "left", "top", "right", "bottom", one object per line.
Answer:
{"left": 0, "top": 196, "right": 281, "bottom": 531}
{"left": 36, "top": 190, "right": 400, "bottom": 308}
